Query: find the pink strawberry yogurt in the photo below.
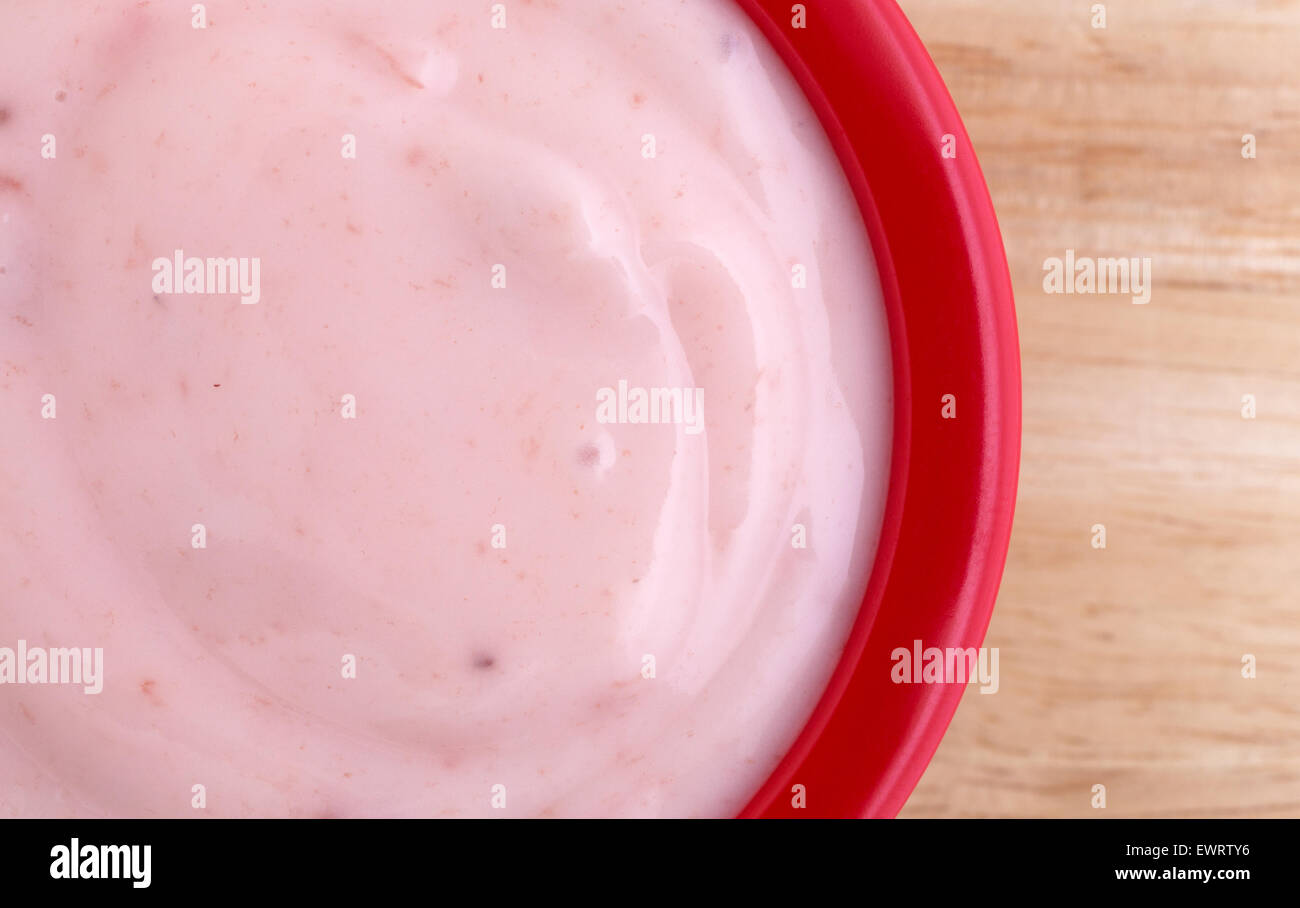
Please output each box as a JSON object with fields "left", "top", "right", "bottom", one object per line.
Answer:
{"left": 0, "top": 0, "right": 891, "bottom": 817}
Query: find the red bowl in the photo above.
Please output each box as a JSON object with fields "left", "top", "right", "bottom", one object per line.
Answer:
{"left": 734, "top": 0, "right": 1021, "bottom": 818}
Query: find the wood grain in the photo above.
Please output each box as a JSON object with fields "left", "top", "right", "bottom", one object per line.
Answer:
{"left": 893, "top": 0, "right": 1300, "bottom": 817}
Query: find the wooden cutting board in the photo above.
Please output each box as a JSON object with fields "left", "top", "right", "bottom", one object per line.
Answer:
{"left": 894, "top": 0, "right": 1300, "bottom": 817}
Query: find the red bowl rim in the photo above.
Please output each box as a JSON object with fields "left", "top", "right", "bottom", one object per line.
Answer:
{"left": 733, "top": 0, "right": 1022, "bottom": 818}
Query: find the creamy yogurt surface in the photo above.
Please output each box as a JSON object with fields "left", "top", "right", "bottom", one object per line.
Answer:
{"left": 0, "top": 0, "right": 891, "bottom": 817}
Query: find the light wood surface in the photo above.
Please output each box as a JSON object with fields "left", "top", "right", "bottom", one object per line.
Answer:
{"left": 894, "top": 0, "right": 1300, "bottom": 817}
